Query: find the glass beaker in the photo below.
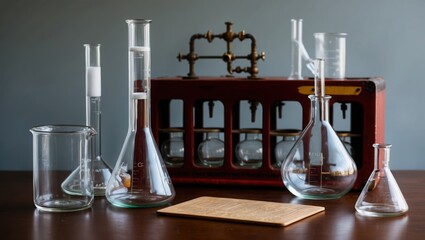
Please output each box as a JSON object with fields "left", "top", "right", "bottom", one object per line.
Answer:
{"left": 281, "top": 59, "right": 357, "bottom": 200}
{"left": 83, "top": 43, "right": 112, "bottom": 196}
{"left": 31, "top": 125, "right": 96, "bottom": 212}
{"left": 105, "top": 19, "right": 175, "bottom": 208}
{"left": 161, "top": 129, "right": 185, "bottom": 167}
{"left": 273, "top": 129, "right": 300, "bottom": 168}
{"left": 235, "top": 129, "right": 263, "bottom": 169}
{"left": 314, "top": 33, "right": 346, "bottom": 79}
{"left": 197, "top": 129, "right": 225, "bottom": 167}
{"left": 355, "top": 144, "right": 408, "bottom": 217}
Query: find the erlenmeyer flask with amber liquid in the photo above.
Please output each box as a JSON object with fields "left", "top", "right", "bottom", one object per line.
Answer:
{"left": 281, "top": 59, "right": 357, "bottom": 200}
{"left": 105, "top": 19, "right": 175, "bottom": 208}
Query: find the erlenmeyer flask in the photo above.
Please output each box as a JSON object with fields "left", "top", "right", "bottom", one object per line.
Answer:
{"left": 281, "top": 59, "right": 357, "bottom": 200}
{"left": 105, "top": 19, "right": 175, "bottom": 208}
{"left": 355, "top": 144, "right": 408, "bottom": 217}
{"left": 62, "top": 44, "right": 112, "bottom": 196}
{"left": 84, "top": 43, "right": 112, "bottom": 196}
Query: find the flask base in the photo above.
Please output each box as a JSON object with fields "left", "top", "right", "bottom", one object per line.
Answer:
{"left": 286, "top": 185, "right": 348, "bottom": 200}
{"left": 356, "top": 204, "right": 408, "bottom": 217}
{"left": 107, "top": 192, "right": 174, "bottom": 208}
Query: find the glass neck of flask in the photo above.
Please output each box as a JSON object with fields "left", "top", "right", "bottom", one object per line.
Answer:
{"left": 309, "top": 95, "right": 331, "bottom": 122}
{"left": 87, "top": 97, "right": 101, "bottom": 158}
{"left": 206, "top": 132, "right": 220, "bottom": 140}
{"left": 284, "top": 136, "right": 296, "bottom": 141}
{"left": 84, "top": 43, "right": 102, "bottom": 158}
{"left": 373, "top": 143, "right": 392, "bottom": 170}
{"left": 245, "top": 133, "right": 260, "bottom": 141}
{"left": 127, "top": 19, "right": 151, "bottom": 131}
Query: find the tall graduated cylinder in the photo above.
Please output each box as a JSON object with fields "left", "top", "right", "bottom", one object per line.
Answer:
{"left": 106, "top": 19, "right": 175, "bottom": 208}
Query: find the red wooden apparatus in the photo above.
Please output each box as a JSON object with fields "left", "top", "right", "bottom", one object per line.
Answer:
{"left": 151, "top": 77, "right": 385, "bottom": 190}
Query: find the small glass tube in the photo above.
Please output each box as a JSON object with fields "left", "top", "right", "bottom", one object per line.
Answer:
{"left": 288, "top": 19, "right": 303, "bottom": 80}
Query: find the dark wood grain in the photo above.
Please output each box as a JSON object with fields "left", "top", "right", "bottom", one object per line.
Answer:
{"left": 1, "top": 171, "right": 423, "bottom": 239}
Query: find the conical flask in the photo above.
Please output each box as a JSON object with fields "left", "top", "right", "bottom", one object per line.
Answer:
{"left": 62, "top": 44, "right": 112, "bottom": 196}
{"left": 105, "top": 19, "right": 175, "bottom": 208}
{"left": 355, "top": 144, "right": 408, "bottom": 217}
{"left": 281, "top": 59, "right": 357, "bottom": 200}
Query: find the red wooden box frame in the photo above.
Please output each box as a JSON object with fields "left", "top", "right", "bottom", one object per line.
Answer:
{"left": 151, "top": 77, "right": 385, "bottom": 190}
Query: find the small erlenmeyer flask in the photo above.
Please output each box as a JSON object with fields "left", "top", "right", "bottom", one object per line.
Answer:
{"left": 62, "top": 44, "right": 112, "bottom": 197}
{"left": 105, "top": 19, "right": 175, "bottom": 208}
{"left": 355, "top": 143, "right": 408, "bottom": 217}
{"left": 281, "top": 59, "right": 357, "bottom": 200}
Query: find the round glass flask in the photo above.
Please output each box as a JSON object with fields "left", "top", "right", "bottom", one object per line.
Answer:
{"left": 235, "top": 129, "right": 263, "bottom": 168}
{"left": 197, "top": 129, "right": 224, "bottom": 167}
{"left": 281, "top": 59, "right": 357, "bottom": 200}
{"left": 274, "top": 129, "right": 300, "bottom": 168}
{"left": 161, "top": 130, "right": 185, "bottom": 167}
{"left": 105, "top": 19, "right": 175, "bottom": 208}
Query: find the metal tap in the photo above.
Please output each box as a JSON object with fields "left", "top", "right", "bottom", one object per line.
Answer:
{"left": 177, "top": 22, "right": 265, "bottom": 78}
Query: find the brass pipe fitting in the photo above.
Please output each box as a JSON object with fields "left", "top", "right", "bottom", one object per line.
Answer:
{"left": 177, "top": 22, "right": 265, "bottom": 78}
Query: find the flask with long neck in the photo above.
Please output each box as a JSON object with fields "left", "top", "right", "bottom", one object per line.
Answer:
{"left": 84, "top": 44, "right": 112, "bottom": 196}
{"left": 61, "top": 44, "right": 112, "bottom": 196}
{"left": 106, "top": 19, "right": 175, "bottom": 208}
{"left": 281, "top": 59, "right": 357, "bottom": 199}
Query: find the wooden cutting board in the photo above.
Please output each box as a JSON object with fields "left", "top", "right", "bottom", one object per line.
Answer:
{"left": 157, "top": 196, "right": 325, "bottom": 227}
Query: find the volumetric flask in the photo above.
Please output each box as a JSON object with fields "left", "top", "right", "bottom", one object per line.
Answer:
{"left": 314, "top": 33, "right": 346, "bottom": 79}
{"left": 105, "top": 19, "right": 175, "bottom": 208}
{"left": 355, "top": 144, "right": 408, "bottom": 217}
{"left": 281, "top": 59, "right": 357, "bottom": 200}
{"left": 31, "top": 125, "right": 96, "bottom": 212}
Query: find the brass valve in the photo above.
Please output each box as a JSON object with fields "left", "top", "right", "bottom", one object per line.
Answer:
{"left": 177, "top": 22, "right": 265, "bottom": 78}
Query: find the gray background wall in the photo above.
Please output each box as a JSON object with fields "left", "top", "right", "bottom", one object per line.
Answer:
{"left": 1, "top": 0, "right": 423, "bottom": 170}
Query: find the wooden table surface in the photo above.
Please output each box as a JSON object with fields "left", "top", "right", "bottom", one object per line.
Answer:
{"left": 1, "top": 171, "right": 424, "bottom": 240}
